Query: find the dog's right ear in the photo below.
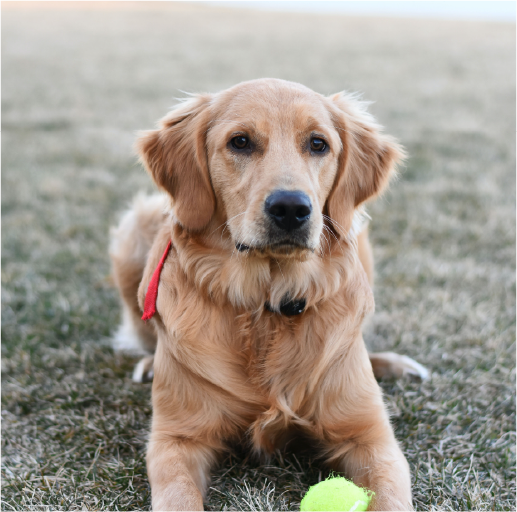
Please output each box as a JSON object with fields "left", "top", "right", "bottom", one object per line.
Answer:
{"left": 324, "top": 92, "right": 404, "bottom": 237}
{"left": 136, "top": 94, "right": 215, "bottom": 231}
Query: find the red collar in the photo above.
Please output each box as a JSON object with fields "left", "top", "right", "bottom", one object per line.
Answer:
{"left": 141, "top": 241, "right": 172, "bottom": 321}
{"left": 142, "top": 240, "right": 307, "bottom": 320}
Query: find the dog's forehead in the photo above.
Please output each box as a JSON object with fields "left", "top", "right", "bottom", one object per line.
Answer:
{"left": 211, "top": 80, "right": 334, "bottom": 134}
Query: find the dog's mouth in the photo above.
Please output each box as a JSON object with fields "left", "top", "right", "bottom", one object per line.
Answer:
{"left": 236, "top": 240, "right": 313, "bottom": 258}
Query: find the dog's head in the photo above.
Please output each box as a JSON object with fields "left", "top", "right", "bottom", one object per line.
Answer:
{"left": 137, "top": 79, "right": 403, "bottom": 259}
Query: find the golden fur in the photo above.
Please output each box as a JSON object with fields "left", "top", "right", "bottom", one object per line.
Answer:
{"left": 110, "top": 78, "right": 423, "bottom": 510}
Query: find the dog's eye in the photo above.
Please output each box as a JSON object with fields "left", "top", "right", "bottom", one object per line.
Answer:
{"left": 231, "top": 136, "right": 249, "bottom": 150}
{"left": 310, "top": 138, "right": 327, "bottom": 152}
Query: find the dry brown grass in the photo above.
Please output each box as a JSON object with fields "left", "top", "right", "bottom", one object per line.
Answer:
{"left": 2, "top": 3, "right": 515, "bottom": 510}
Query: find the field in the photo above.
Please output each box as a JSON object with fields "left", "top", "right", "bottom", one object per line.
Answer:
{"left": 2, "top": 3, "right": 515, "bottom": 510}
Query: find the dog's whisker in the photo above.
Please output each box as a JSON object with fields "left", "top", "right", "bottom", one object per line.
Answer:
{"left": 322, "top": 224, "right": 340, "bottom": 245}
{"left": 320, "top": 228, "right": 331, "bottom": 257}
{"left": 207, "top": 213, "right": 246, "bottom": 258}
{"left": 209, "top": 211, "right": 247, "bottom": 238}
{"left": 322, "top": 224, "right": 346, "bottom": 259}
{"left": 317, "top": 230, "right": 327, "bottom": 257}
{"left": 322, "top": 214, "right": 348, "bottom": 239}
{"left": 322, "top": 229, "right": 334, "bottom": 258}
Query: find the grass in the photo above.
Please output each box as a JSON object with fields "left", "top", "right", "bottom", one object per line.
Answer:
{"left": 2, "top": 3, "right": 515, "bottom": 510}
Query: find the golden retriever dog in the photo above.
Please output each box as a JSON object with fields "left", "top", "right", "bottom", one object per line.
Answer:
{"left": 110, "top": 78, "right": 427, "bottom": 511}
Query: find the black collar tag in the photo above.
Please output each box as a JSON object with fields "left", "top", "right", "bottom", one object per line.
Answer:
{"left": 265, "top": 297, "right": 306, "bottom": 317}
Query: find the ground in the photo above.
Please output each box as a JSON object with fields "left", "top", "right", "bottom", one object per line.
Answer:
{"left": 1, "top": 3, "right": 515, "bottom": 511}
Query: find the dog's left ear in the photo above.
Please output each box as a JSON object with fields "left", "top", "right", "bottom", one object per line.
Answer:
{"left": 325, "top": 92, "right": 405, "bottom": 236}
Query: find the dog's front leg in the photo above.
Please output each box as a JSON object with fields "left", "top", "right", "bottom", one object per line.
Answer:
{"left": 326, "top": 434, "right": 413, "bottom": 511}
{"left": 316, "top": 345, "right": 413, "bottom": 510}
{"left": 147, "top": 433, "right": 216, "bottom": 511}
{"left": 145, "top": 334, "right": 227, "bottom": 511}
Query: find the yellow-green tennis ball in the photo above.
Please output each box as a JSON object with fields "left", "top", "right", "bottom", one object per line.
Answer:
{"left": 300, "top": 477, "right": 373, "bottom": 512}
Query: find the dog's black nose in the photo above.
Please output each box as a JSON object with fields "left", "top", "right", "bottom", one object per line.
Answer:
{"left": 265, "top": 190, "right": 312, "bottom": 232}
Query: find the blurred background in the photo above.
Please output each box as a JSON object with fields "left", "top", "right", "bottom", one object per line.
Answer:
{"left": 212, "top": 1, "right": 516, "bottom": 20}
{"left": 2, "top": 2, "right": 515, "bottom": 510}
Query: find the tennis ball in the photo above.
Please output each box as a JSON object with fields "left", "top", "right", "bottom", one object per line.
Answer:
{"left": 300, "top": 476, "right": 373, "bottom": 512}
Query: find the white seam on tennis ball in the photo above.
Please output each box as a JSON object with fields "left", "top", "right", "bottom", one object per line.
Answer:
{"left": 349, "top": 499, "right": 367, "bottom": 511}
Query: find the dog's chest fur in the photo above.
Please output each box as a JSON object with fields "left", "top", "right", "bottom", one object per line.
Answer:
{"left": 152, "top": 226, "right": 374, "bottom": 448}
